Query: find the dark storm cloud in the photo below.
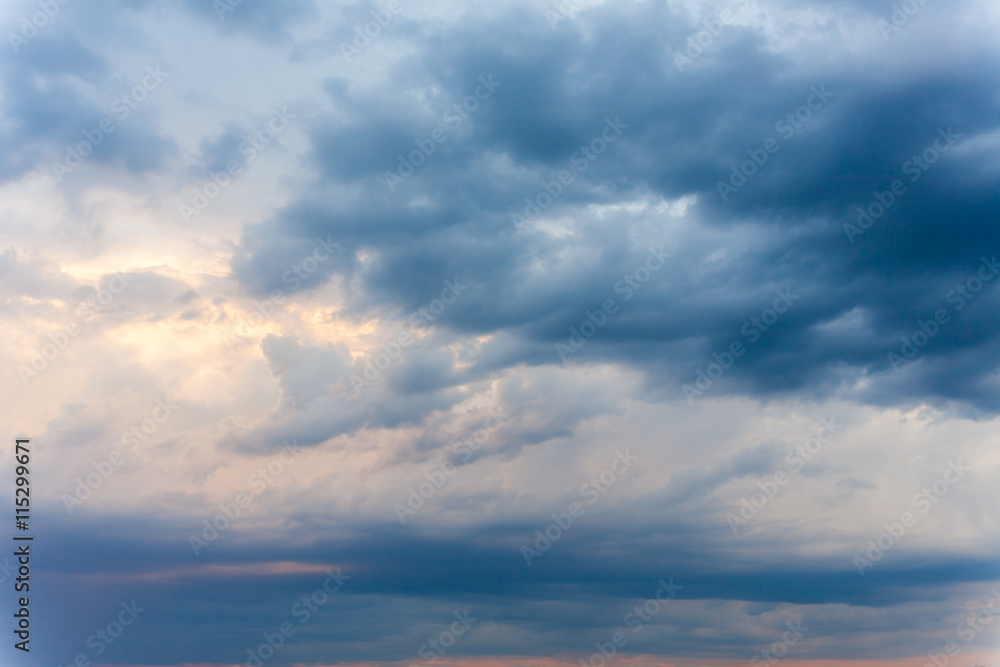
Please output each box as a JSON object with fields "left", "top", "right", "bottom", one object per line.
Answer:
{"left": 23, "top": 507, "right": 1000, "bottom": 664}
{"left": 0, "top": 21, "right": 176, "bottom": 182}
{"left": 227, "top": 0, "right": 1000, "bottom": 414}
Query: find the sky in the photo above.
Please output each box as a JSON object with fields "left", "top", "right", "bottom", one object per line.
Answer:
{"left": 1, "top": 0, "right": 999, "bottom": 665}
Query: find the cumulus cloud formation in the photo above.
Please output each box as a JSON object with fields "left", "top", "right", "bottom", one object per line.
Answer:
{"left": 1, "top": 0, "right": 999, "bottom": 665}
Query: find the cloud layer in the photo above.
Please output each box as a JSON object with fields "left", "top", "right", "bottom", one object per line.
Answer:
{"left": 1, "top": 0, "right": 999, "bottom": 665}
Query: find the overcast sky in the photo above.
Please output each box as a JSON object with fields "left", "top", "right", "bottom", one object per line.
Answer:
{"left": 1, "top": 0, "right": 999, "bottom": 666}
